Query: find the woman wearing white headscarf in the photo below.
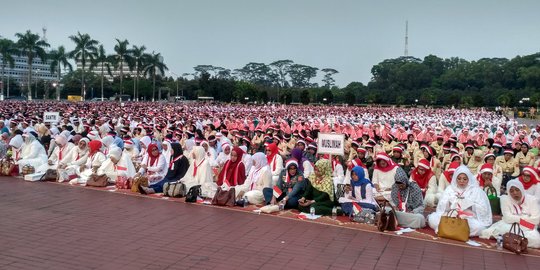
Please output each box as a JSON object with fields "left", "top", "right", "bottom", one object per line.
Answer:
{"left": 183, "top": 139, "right": 196, "bottom": 163}
{"left": 8, "top": 134, "right": 24, "bottom": 162}
{"left": 17, "top": 131, "right": 48, "bottom": 174}
{"left": 181, "top": 146, "right": 217, "bottom": 198}
{"left": 235, "top": 152, "right": 273, "bottom": 205}
{"left": 57, "top": 138, "right": 90, "bottom": 182}
{"left": 427, "top": 166, "right": 492, "bottom": 236}
{"left": 480, "top": 179, "right": 540, "bottom": 248}
{"left": 39, "top": 134, "right": 75, "bottom": 172}
{"left": 239, "top": 146, "right": 252, "bottom": 176}
{"left": 97, "top": 147, "right": 136, "bottom": 183}
{"left": 161, "top": 140, "right": 173, "bottom": 168}
{"left": 215, "top": 142, "right": 231, "bottom": 167}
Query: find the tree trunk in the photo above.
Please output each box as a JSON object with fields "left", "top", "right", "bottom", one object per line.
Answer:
{"left": 28, "top": 58, "right": 33, "bottom": 100}
{"left": 100, "top": 63, "right": 104, "bottom": 100}
{"left": 133, "top": 62, "right": 137, "bottom": 99}
{"left": 1, "top": 64, "right": 4, "bottom": 100}
{"left": 81, "top": 51, "right": 85, "bottom": 99}
{"left": 56, "top": 66, "right": 61, "bottom": 100}
{"left": 152, "top": 71, "right": 156, "bottom": 102}
{"left": 120, "top": 59, "right": 123, "bottom": 95}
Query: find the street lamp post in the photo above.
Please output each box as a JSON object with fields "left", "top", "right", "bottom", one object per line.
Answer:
{"left": 35, "top": 69, "right": 40, "bottom": 99}
{"left": 169, "top": 71, "right": 180, "bottom": 101}
{"left": 52, "top": 82, "right": 58, "bottom": 101}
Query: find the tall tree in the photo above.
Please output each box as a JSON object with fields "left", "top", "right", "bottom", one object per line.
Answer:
{"left": 131, "top": 45, "right": 147, "bottom": 100}
{"left": 90, "top": 44, "right": 113, "bottom": 100}
{"left": 49, "top": 46, "right": 73, "bottom": 100}
{"left": 0, "top": 38, "right": 17, "bottom": 99}
{"left": 321, "top": 68, "right": 339, "bottom": 88}
{"left": 15, "top": 30, "right": 50, "bottom": 100}
{"left": 143, "top": 52, "right": 168, "bottom": 101}
{"left": 288, "top": 64, "right": 318, "bottom": 88}
{"left": 69, "top": 32, "right": 98, "bottom": 99}
{"left": 112, "top": 39, "right": 133, "bottom": 95}
{"left": 269, "top": 59, "right": 293, "bottom": 103}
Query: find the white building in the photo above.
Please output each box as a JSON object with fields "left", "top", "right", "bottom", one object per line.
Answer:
{"left": 76, "top": 60, "right": 136, "bottom": 82}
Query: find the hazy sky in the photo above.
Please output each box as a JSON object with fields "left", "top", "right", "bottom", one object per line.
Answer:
{"left": 1, "top": 0, "right": 540, "bottom": 87}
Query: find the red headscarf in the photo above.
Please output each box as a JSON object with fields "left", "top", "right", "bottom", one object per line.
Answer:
{"left": 443, "top": 161, "right": 460, "bottom": 183}
{"left": 476, "top": 163, "right": 493, "bottom": 187}
{"left": 374, "top": 153, "right": 398, "bottom": 173}
{"left": 411, "top": 158, "right": 435, "bottom": 189}
{"left": 217, "top": 147, "right": 246, "bottom": 186}
{"left": 147, "top": 143, "right": 159, "bottom": 166}
{"left": 88, "top": 140, "right": 102, "bottom": 157}
{"left": 520, "top": 166, "right": 540, "bottom": 190}
{"left": 347, "top": 158, "right": 366, "bottom": 171}
{"left": 266, "top": 143, "right": 279, "bottom": 171}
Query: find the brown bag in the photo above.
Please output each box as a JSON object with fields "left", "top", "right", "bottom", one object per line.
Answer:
{"left": 376, "top": 201, "right": 399, "bottom": 232}
{"left": 131, "top": 176, "right": 149, "bottom": 193}
{"left": 1, "top": 160, "right": 13, "bottom": 176}
{"left": 503, "top": 223, "right": 528, "bottom": 254}
{"left": 41, "top": 169, "right": 58, "bottom": 182}
{"left": 86, "top": 174, "right": 109, "bottom": 187}
{"left": 437, "top": 209, "right": 470, "bottom": 242}
{"left": 211, "top": 187, "right": 236, "bottom": 207}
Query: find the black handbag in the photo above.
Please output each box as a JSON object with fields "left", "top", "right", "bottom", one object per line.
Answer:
{"left": 185, "top": 185, "right": 201, "bottom": 203}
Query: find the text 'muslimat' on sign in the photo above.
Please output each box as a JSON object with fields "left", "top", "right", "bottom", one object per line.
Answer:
{"left": 43, "top": 112, "right": 60, "bottom": 123}
{"left": 317, "top": 133, "right": 345, "bottom": 156}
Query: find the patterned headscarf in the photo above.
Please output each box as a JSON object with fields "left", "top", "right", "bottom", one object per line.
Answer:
{"left": 391, "top": 167, "right": 424, "bottom": 212}
{"left": 309, "top": 159, "right": 334, "bottom": 201}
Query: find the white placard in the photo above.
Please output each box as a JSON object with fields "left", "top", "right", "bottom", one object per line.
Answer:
{"left": 317, "top": 133, "right": 344, "bottom": 156}
{"left": 43, "top": 112, "right": 60, "bottom": 123}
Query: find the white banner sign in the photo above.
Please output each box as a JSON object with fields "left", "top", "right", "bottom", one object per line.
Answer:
{"left": 317, "top": 133, "right": 345, "bottom": 156}
{"left": 43, "top": 112, "right": 60, "bottom": 123}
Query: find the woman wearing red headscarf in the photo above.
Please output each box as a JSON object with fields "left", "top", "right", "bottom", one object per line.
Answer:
{"left": 217, "top": 147, "right": 246, "bottom": 187}
{"left": 70, "top": 140, "right": 107, "bottom": 185}
{"left": 136, "top": 143, "right": 167, "bottom": 185}
{"left": 519, "top": 166, "right": 540, "bottom": 205}
{"left": 371, "top": 152, "right": 399, "bottom": 200}
{"left": 410, "top": 158, "right": 438, "bottom": 207}
{"left": 266, "top": 142, "right": 283, "bottom": 185}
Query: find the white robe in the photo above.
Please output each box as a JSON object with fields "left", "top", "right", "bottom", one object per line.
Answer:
{"left": 97, "top": 152, "right": 137, "bottom": 183}
{"left": 428, "top": 166, "right": 492, "bottom": 236}
{"left": 181, "top": 147, "right": 217, "bottom": 198}
{"left": 139, "top": 154, "right": 167, "bottom": 185}
{"left": 481, "top": 195, "right": 540, "bottom": 248}
{"left": 71, "top": 152, "right": 107, "bottom": 184}
{"left": 372, "top": 166, "right": 398, "bottom": 199}
{"left": 235, "top": 165, "right": 272, "bottom": 205}
{"left": 269, "top": 154, "right": 284, "bottom": 185}
{"left": 18, "top": 140, "right": 48, "bottom": 174}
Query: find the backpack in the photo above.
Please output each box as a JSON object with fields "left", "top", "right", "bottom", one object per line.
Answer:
{"left": 163, "top": 181, "right": 187, "bottom": 198}
{"left": 185, "top": 185, "right": 202, "bottom": 203}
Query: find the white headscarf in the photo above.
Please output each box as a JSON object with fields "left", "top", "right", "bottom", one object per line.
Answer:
{"left": 247, "top": 152, "right": 269, "bottom": 186}
{"left": 506, "top": 179, "right": 526, "bottom": 204}
{"left": 139, "top": 136, "right": 152, "bottom": 149}
{"left": 9, "top": 135, "right": 23, "bottom": 149}
{"left": 451, "top": 165, "right": 479, "bottom": 193}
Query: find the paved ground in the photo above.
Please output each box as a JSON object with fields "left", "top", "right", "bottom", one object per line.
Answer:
{"left": 1, "top": 178, "right": 540, "bottom": 270}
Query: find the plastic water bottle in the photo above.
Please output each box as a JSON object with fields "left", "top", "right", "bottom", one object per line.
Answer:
{"left": 243, "top": 196, "right": 248, "bottom": 207}
{"left": 496, "top": 235, "right": 503, "bottom": 250}
{"left": 310, "top": 206, "right": 315, "bottom": 216}
{"left": 278, "top": 201, "right": 285, "bottom": 211}
{"left": 331, "top": 207, "right": 337, "bottom": 220}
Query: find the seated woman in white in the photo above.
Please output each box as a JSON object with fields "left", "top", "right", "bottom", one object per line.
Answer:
{"left": 8, "top": 134, "right": 24, "bottom": 163}
{"left": 480, "top": 179, "right": 540, "bottom": 248}
{"left": 428, "top": 165, "right": 492, "bottom": 236}
{"left": 410, "top": 158, "right": 438, "bottom": 208}
{"left": 135, "top": 143, "right": 167, "bottom": 186}
{"left": 371, "top": 152, "right": 399, "bottom": 200}
{"left": 181, "top": 146, "right": 217, "bottom": 198}
{"left": 70, "top": 140, "right": 107, "bottom": 185}
{"left": 518, "top": 166, "right": 540, "bottom": 207}
{"left": 17, "top": 131, "right": 48, "bottom": 174}
{"left": 39, "top": 134, "right": 75, "bottom": 172}
{"left": 266, "top": 142, "right": 284, "bottom": 185}
{"left": 330, "top": 155, "right": 345, "bottom": 188}
{"left": 57, "top": 138, "right": 90, "bottom": 182}
{"left": 235, "top": 152, "right": 273, "bottom": 205}
{"left": 96, "top": 147, "right": 136, "bottom": 184}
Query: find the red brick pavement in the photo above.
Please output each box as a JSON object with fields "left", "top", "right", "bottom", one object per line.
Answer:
{"left": 0, "top": 177, "right": 539, "bottom": 270}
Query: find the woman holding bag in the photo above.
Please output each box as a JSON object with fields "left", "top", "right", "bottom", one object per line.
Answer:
{"left": 480, "top": 179, "right": 540, "bottom": 248}
{"left": 427, "top": 165, "right": 492, "bottom": 236}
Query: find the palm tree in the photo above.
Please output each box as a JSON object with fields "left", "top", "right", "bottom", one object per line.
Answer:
{"left": 69, "top": 32, "right": 98, "bottom": 100}
{"left": 90, "top": 44, "right": 113, "bottom": 100}
{"left": 15, "top": 30, "right": 50, "bottom": 100}
{"left": 143, "top": 52, "right": 168, "bottom": 102}
{"left": 0, "top": 38, "right": 17, "bottom": 99}
{"left": 49, "top": 46, "right": 73, "bottom": 100}
{"left": 112, "top": 39, "right": 133, "bottom": 96}
{"left": 131, "top": 45, "right": 146, "bottom": 100}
